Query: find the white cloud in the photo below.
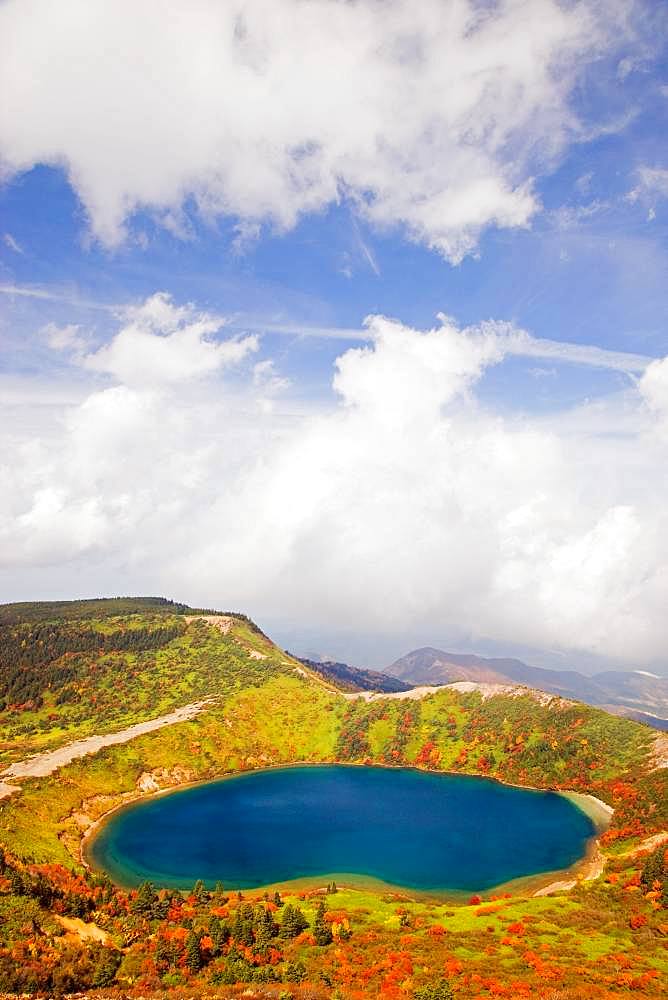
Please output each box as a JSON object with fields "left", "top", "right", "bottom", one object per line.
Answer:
{"left": 1, "top": 298, "right": 666, "bottom": 664}
{"left": 42, "top": 322, "right": 87, "bottom": 354}
{"left": 628, "top": 166, "right": 668, "bottom": 206}
{"left": 639, "top": 355, "right": 668, "bottom": 435}
{"left": 0, "top": 0, "right": 636, "bottom": 261}
{"left": 253, "top": 359, "right": 290, "bottom": 392}
{"left": 505, "top": 333, "right": 650, "bottom": 374}
{"left": 81, "top": 293, "right": 258, "bottom": 386}
{"left": 351, "top": 219, "right": 381, "bottom": 277}
{"left": 333, "top": 314, "right": 508, "bottom": 427}
{"left": 3, "top": 232, "right": 23, "bottom": 254}
{"left": 231, "top": 222, "right": 262, "bottom": 257}
{"left": 550, "top": 200, "right": 609, "bottom": 231}
{"left": 575, "top": 172, "right": 594, "bottom": 195}
{"left": 617, "top": 56, "right": 636, "bottom": 80}
{"left": 252, "top": 358, "right": 291, "bottom": 412}
{"left": 0, "top": 282, "right": 116, "bottom": 311}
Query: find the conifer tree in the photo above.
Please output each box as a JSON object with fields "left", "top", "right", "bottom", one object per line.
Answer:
{"left": 279, "top": 903, "right": 309, "bottom": 939}
{"left": 414, "top": 982, "right": 455, "bottom": 1000}
{"left": 207, "top": 914, "right": 229, "bottom": 955}
{"left": 284, "top": 960, "right": 307, "bottom": 983}
{"left": 9, "top": 868, "right": 26, "bottom": 895}
{"left": 155, "top": 936, "right": 174, "bottom": 968}
{"left": 313, "top": 901, "right": 333, "bottom": 946}
{"left": 185, "top": 931, "right": 203, "bottom": 972}
{"left": 192, "top": 878, "right": 208, "bottom": 902}
{"left": 641, "top": 845, "right": 667, "bottom": 903}
{"left": 132, "top": 880, "right": 157, "bottom": 915}
{"left": 254, "top": 906, "right": 278, "bottom": 953}
{"left": 92, "top": 948, "right": 121, "bottom": 988}
{"left": 232, "top": 903, "right": 255, "bottom": 946}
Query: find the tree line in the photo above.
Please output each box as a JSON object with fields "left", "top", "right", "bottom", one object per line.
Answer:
{"left": 0, "top": 622, "right": 183, "bottom": 709}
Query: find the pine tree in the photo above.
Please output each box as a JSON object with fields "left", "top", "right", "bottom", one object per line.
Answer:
{"left": 212, "top": 881, "right": 229, "bottom": 905}
{"left": 185, "top": 931, "right": 203, "bottom": 972}
{"left": 155, "top": 936, "right": 175, "bottom": 968}
{"left": 279, "top": 903, "right": 309, "bottom": 939}
{"left": 641, "top": 845, "right": 667, "bottom": 903}
{"left": 413, "top": 981, "right": 455, "bottom": 1000}
{"left": 284, "top": 960, "right": 307, "bottom": 983}
{"left": 92, "top": 948, "right": 121, "bottom": 987}
{"left": 313, "top": 901, "right": 333, "bottom": 946}
{"left": 192, "top": 878, "right": 208, "bottom": 903}
{"left": 208, "top": 915, "right": 229, "bottom": 955}
{"left": 232, "top": 903, "right": 255, "bottom": 946}
{"left": 132, "top": 880, "right": 158, "bottom": 915}
{"left": 254, "top": 906, "right": 278, "bottom": 953}
{"left": 9, "top": 868, "right": 26, "bottom": 895}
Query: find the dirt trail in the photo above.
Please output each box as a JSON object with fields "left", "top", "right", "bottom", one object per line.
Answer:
{"left": 649, "top": 732, "right": 668, "bottom": 771}
{"left": 0, "top": 699, "right": 211, "bottom": 800}
{"left": 187, "top": 613, "right": 271, "bottom": 660}
{"left": 343, "top": 685, "right": 444, "bottom": 702}
{"left": 55, "top": 915, "right": 111, "bottom": 944}
{"left": 343, "top": 681, "right": 571, "bottom": 706}
{"left": 184, "top": 614, "right": 234, "bottom": 633}
{"left": 621, "top": 831, "right": 668, "bottom": 858}
{"left": 293, "top": 665, "right": 339, "bottom": 694}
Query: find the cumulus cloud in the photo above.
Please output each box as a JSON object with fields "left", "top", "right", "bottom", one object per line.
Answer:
{"left": 639, "top": 355, "right": 668, "bottom": 433}
{"left": 333, "top": 315, "right": 509, "bottom": 426}
{"left": 1, "top": 298, "right": 667, "bottom": 664}
{"left": 80, "top": 293, "right": 258, "bottom": 386}
{"left": 253, "top": 359, "right": 290, "bottom": 393}
{"left": 0, "top": 0, "right": 637, "bottom": 260}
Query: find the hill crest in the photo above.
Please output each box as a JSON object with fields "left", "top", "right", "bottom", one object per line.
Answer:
{"left": 386, "top": 646, "right": 668, "bottom": 726}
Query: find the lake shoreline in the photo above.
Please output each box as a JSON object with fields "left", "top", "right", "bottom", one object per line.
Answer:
{"left": 81, "top": 760, "right": 612, "bottom": 901}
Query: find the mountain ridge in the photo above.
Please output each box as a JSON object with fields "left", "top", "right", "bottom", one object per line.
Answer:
{"left": 294, "top": 656, "right": 412, "bottom": 694}
{"left": 384, "top": 646, "right": 668, "bottom": 727}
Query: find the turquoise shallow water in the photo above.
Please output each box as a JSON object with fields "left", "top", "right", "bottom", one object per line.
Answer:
{"left": 87, "top": 765, "right": 595, "bottom": 892}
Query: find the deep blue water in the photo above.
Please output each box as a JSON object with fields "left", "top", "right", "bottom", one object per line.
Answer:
{"left": 88, "top": 765, "right": 595, "bottom": 893}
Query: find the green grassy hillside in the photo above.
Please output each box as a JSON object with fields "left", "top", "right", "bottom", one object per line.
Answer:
{"left": 0, "top": 599, "right": 302, "bottom": 765}
{"left": 0, "top": 600, "right": 666, "bottom": 999}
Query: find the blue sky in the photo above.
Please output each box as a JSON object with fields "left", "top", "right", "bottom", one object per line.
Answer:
{"left": 3, "top": 104, "right": 668, "bottom": 412}
{"left": 1, "top": 0, "right": 667, "bottom": 670}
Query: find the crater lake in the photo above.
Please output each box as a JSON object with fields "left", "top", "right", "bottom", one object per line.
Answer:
{"left": 86, "top": 764, "right": 596, "bottom": 893}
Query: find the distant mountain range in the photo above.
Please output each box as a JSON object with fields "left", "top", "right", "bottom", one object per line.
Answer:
{"left": 295, "top": 657, "right": 412, "bottom": 694}
{"left": 384, "top": 647, "right": 668, "bottom": 729}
